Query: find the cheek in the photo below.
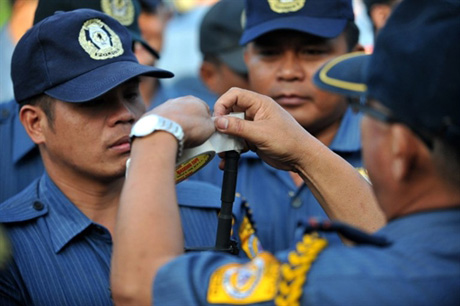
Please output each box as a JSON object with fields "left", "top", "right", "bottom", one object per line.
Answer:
{"left": 130, "top": 100, "right": 147, "bottom": 118}
{"left": 248, "top": 67, "right": 272, "bottom": 94}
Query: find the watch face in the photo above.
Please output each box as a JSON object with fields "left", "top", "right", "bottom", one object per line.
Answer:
{"left": 132, "top": 114, "right": 159, "bottom": 137}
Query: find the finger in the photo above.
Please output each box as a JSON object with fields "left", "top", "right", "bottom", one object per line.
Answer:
{"left": 215, "top": 115, "right": 262, "bottom": 145}
{"left": 213, "top": 88, "right": 264, "bottom": 119}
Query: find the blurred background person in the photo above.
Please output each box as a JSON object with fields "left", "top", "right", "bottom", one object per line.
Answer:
{"left": 363, "top": 0, "right": 401, "bottom": 37}
{"left": 0, "top": 0, "right": 38, "bottom": 104}
{"left": 198, "top": 0, "right": 249, "bottom": 104}
{"left": 152, "top": 0, "right": 217, "bottom": 109}
{"left": 136, "top": 0, "right": 174, "bottom": 106}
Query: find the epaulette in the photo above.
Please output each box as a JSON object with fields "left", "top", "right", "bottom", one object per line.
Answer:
{"left": 302, "top": 218, "right": 391, "bottom": 247}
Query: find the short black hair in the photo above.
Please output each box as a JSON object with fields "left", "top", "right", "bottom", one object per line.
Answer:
{"left": 19, "top": 94, "right": 56, "bottom": 130}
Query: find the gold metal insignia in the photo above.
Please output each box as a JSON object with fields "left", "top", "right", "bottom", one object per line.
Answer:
{"left": 79, "top": 19, "right": 124, "bottom": 60}
{"left": 267, "top": 0, "right": 306, "bottom": 14}
{"left": 356, "top": 167, "right": 370, "bottom": 183}
{"left": 207, "top": 253, "right": 280, "bottom": 304}
{"left": 101, "top": 0, "right": 135, "bottom": 26}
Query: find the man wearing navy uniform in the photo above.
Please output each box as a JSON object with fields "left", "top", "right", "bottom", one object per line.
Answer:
{"left": 0, "top": 8, "right": 253, "bottom": 304}
{"left": 190, "top": 0, "right": 385, "bottom": 252}
{"left": 0, "top": 0, "right": 160, "bottom": 203}
{"left": 110, "top": 0, "right": 460, "bottom": 304}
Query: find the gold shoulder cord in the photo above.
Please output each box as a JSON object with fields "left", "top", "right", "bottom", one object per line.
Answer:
{"left": 275, "top": 233, "right": 328, "bottom": 306}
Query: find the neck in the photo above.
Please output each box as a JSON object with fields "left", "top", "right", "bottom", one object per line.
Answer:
{"left": 382, "top": 176, "right": 460, "bottom": 221}
{"left": 311, "top": 118, "right": 342, "bottom": 147}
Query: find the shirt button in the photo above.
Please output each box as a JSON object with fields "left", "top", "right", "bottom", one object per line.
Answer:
{"left": 1, "top": 109, "right": 9, "bottom": 119}
{"left": 94, "top": 226, "right": 106, "bottom": 235}
{"left": 33, "top": 201, "right": 44, "bottom": 211}
{"left": 288, "top": 191, "right": 295, "bottom": 197}
{"left": 291, "top": 197, "right": 302, "bottom": 208}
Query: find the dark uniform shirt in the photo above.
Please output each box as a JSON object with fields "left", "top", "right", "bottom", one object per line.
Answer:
{"left": 153, "top": 209, "right": 460, "bottom": 305}
{"left": 0, "top": 173, "right": 251, "bottom": 304}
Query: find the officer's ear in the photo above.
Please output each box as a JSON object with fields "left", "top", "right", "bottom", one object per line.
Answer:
{"left": 19, "top": 104, "right": 48, "bottom": 145}
{"left": 389, "top": 124, "right": 420, "bottom": 181}
{"left": 200, "top": 61, "right": 219, "bottom": 92}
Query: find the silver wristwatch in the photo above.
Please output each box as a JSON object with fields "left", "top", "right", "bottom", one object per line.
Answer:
{"left": 130, "top": 114, "right": 184, "bottom": 159}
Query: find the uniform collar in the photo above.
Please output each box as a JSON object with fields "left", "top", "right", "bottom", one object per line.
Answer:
{"left": 39, "top": 173, "right": 93, "bottom": 253}
{"left": 12, "top": 102, "right": 38, "bottom": 164}
{"left": 378, "top": 208, "right": 460, "bottom": 239}
{"left": 0, "top": 173, "right": 92, "bottom": 253}
{"left": 329, "top": 107, "right": 362, "bottom": 152}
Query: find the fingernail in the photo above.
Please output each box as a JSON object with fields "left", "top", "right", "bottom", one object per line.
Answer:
{"left": 216, "top": 117, "right": 229, "bottom": 130}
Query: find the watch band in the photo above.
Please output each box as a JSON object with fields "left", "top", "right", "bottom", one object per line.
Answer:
{"left": 130, "top": 114, "right": 184, "bottom": 159}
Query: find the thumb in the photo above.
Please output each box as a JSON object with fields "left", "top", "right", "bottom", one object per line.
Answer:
{"left": 215, "top": 116, "right": 254, "bottom": 142}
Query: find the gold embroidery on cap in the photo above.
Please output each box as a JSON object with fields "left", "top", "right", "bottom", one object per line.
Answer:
{"left": 267, "top": 0, "right": 306, "bottom": 13}
{"left": 101, "top": 0, "right": 135, "bottom": 26}
{"left": 79, "top": 18, "right": 124, "bottom": 60}
{"left": 240, "top": 9, "right": 246, "bottom": 30}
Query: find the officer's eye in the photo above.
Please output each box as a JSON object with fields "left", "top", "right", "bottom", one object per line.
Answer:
{"left": 300, "top": 47, "right": 328, "bottom": 56}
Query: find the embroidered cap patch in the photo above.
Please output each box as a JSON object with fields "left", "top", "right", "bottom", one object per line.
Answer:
{"left": 79, "top": 18, "right": 124, "bottom": 60}
{"left": 101, "top": 0, "right": 135, "bottom": 26}
{"left": 267, "top": 0, "right": 306, "bottom": 13}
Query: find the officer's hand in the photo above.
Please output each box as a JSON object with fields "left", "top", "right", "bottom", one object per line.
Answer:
{"left": 148, "top": 95, "right": 215, "bottom": 148}
{"left": 214, "top": 88, "right": 315, "bottom": 172}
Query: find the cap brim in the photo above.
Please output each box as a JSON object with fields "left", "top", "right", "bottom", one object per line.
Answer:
{"left": 313, "top": 52, "right": 370, "bottom": 97}
{"left": 240, "top": 16, "right": 348, "bottom": 45}
{"left": 129, "top": 30, "right": 160, "bottom": 59}
{"left": 218, "top": 47, "right": 248, "bottom": 75}
{"left": 45, "top": 61, "right": 173, "bottom": 102}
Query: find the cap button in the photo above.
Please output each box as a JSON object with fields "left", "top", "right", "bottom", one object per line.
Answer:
{"left": 33, "top": 201, "right": 44, "bottom": 211}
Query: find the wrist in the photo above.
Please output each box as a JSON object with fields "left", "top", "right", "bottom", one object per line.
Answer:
{"left": 130, "top": 114, "right": 184, "bottom": 160}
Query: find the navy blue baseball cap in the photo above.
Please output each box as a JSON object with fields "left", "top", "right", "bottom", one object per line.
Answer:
{"left": 240, "top": 0, "right": 354, "bottom": 45}
{"left": 314, "top": 0, "right": 460, "bottom": 147}
{"left": 34, "top": 0, "right": 160, "bottom": 59}
{"left": 12, "top": 8, "right": 173, "bottom": 103}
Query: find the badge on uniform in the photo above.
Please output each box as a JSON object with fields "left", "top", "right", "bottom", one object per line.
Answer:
{"left": 207, "top": 252, "right": 280, "bottom": 304}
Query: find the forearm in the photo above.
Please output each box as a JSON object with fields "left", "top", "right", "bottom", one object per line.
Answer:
{"left": 111, "top": 132, "right": 183, "bottom": 305}
{"left": 294, "top": 137, "right": 386, "bottom": 232}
